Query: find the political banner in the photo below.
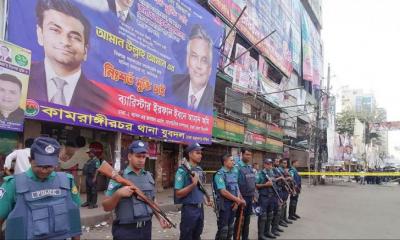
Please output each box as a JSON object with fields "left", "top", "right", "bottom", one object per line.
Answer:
{"left": 7, "top": 0, "right": 223, "bottom": 143}
{"left": 0, "top": 40, "right": 31, "bottom": 132}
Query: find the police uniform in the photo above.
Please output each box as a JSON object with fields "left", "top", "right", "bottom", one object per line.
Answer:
{"left": 82, "top": 150, "right": 100, "bottom": 208}
{"left": 270, "top": 166, "right": 285, "bottom": 234}
{"left": 105, "top": 140, "right": 155, "bottom": 240}
{"left": 289, "top": 165, "right": 301, "bottom": 220}
{"left": 276, "top": 166, "right": 293, "bottom": 226}
{"left": 214, "top": 166, "right": 240, "bottom": 240}
{"left": 233, "top": 159, "right": 256, "bottom": 240}
{"left": 0, "top": 137, "right": 81, "bottom": 240}
{"left": 256, "top": 159, "right": 278, "bottom": 239}
{"left": 174, "top": 143, "right": 206, "bottom": 240}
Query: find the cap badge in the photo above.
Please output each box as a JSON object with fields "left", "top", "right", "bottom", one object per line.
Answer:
{"left": 138, "top": 142, "right": 144, "bottom": 147}
{"left": 45, "top": 145, "right": 55, "bottom": 154}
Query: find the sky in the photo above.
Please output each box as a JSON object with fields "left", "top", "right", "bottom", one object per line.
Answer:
{"left": 322, "top": 0, "right": 400, "bottom": 161}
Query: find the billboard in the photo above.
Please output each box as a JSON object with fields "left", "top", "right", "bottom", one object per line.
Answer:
{"left": 0, "top": 40, "right": 31, "bottom": 132}
{"left": 7, "top": 0, "right": 223, "bottom": 143}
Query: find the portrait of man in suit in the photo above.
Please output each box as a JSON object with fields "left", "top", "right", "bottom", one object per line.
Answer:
{"left": 171, "top": 24, "right": 214, "bottom": 114}
{"left": 0, "top": 45, "right": 12, "bottom": 63}
{"left": 0, "top": 73, "right": 25, "bottom": 122}
{"left": 29, "top": 0, "right": 107, "bottom": 111}
{"left": 107, "top": 0, "right": 135, "bottom": 23}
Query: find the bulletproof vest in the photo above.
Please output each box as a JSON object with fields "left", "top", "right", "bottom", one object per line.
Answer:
{"left": 115, "top": 171, "right": 155, "bottom": 224}
{"left": 258, "top": 169, "right": 275, "bottom": 196}
{"left": 238, "top": 164, "right": 256, "bottom": 197}
{"left": 291, "top": 167, "right": 302, "bottom": 185}
{"left": 272, "top": 167, "right": 283, "bottom": 190}
{"left": 215, "top": 169, "right": 239, "bottom": 202}
{"left": 5, "top": 172, "right": 81, "bottom": 240}
{"left": 174, "top": 165, "right": 205, "bottom": 204}
{"left": 83, "top": 158, "right": 97, "bottom": 176}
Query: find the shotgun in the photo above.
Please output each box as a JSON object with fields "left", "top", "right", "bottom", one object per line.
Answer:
{"left": 98, "top": 161, "right": 176, "bottom": 228}
{"left": 263, "top": 170, "right": 284, "bottom": 204}
{"left": 235, "top": 204, "right": 244, "bottom": 240}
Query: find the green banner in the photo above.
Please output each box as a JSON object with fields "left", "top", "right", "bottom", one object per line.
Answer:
{"left": 247, "top": 122, "right": 268, "bottom": 135}
{"left": 264, "top": 143, "right": 283, "bottom": 153}
{"left": 213, "top": 127, "right": 244, "bottom": 143}
{"left": 267, "top": 124, "right": 284, "bottom": 140}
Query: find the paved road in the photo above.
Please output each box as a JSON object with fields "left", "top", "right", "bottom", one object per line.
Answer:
{"left": 82, "top": 182, "right": 400, "bottom": 239}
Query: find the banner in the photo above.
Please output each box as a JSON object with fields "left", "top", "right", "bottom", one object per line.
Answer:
{"left": 209, "top": 0, "right": 294, "bottom": 77}
{"left": 370, "top": 121, "right": 400, "bottom": 131}
{"left": 244, "top": 131, "right": 265, "bottom": 148}
{"left": 213, "top": 117, "right": 244, "bottom": 143}
{"left": 7, "top": 0, "right": 223, "bottom": 143}
{"left": 0, "top": 40, "right": 31, "bottom": 131}
{"left": 219, "top": 21, "right": 236, "bottom": 80}
{"left": 265, "top": 137, "right": 283, "bottom": 153}
{"left": 258, "top": 57, "right": 284, "bottom": 107}
{"left": 232, "top": 44, "right": 257, "bottom": 93}
{"left": 247, "top": 118, "right": 268, "bottom": 135}
{"left": 267, "top": 124, "right": 284, "bottom": 140}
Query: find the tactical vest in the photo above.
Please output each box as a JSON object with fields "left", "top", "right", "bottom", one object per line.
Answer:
{"left": 272, "top": 168, "right": 283, "bottom": 190}
{"left": 258, "top": 170, "right": 274, "bottom": 196}
{"left": 214, "top": 169, "right": 239, "bottom": 206}
{"left": 238, "top": 165, "right": 256, "bottom": 197}
{"left": 115, "top": 171, "right": 155, "bottom": 224}
{"left": 174, "top": 165, "right": 205, "bottom": 205}
{"left": 5, "top": 172, "right": 81, "bottom": 240}
{"left": 83, "top": 158, "right": 97, "bottom": 177}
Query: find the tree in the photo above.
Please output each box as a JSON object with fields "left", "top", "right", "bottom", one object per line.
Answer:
{"left": 335, "top": 110, "right": 356, "bottom": 135}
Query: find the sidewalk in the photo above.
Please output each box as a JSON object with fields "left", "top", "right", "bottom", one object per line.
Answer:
{"left": 80, "top": 188, "right": 180, "bottom": 226}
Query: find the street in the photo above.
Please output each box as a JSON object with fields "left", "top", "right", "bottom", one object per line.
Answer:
{"left": 82, "top": 181, "right": 400, "bottom": 239}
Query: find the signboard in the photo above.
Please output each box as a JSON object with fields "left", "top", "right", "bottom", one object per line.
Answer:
{"left": 0, "top": 40, "right": 31, "bottom": 131}
{"left": 244, "top": 131, "right": 265, "bottom": 148}
{"left": 232, "top": 44, "right": 258, "bottom": 93}
{"left": 209, "top": 0, "right": 294, "bottom": 77}
{"left": 265, "top": 137, "right": 283, "bottom": 153}
{"left": 213, "top": 117, "right": 244, "bottom": 143}
{"left": 247, "top": 118, "right": 268, "bottom": 135}
{"left": 267, "top": 124, "right": 284, "bottom": 140}
{"left": 7, "top": 0, "right": 223, "bottom": 144}
{"left": 370, "top": 121, "right": 400, "bottom": 131}
{"left": 258, "top": 57, "right": 284, "bottom": 107}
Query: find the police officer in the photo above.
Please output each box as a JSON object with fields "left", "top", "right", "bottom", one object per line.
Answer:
{"left": 214, "top": 154, "right": 246, "bottom": 240}
{"left": 288, "top": 159, "right": 301, "bottom": 221}
{"left": 81, "top": 146, "right": 101, "bottom": 208}
{"left": 233, "top": 148, "right": 256, "bottom": 240}
{"left": 174, "top": 143, "right": 212, "bottom": 240}
{"left": 256, "top": 159, "right": 278, "bottom": 239}
{"left": 279, "top": 159, "right": 293, "bottom": 225}
{"left": 102, "top": 140, "right": 170, "bottom": 240}
{"left": 0, "top": 137, "right": 81, "bottom": 240}
{"left": 270, "top": 159, "right": 285, "bottom": 236}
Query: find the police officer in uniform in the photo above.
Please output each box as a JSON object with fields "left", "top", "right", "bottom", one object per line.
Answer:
{"left": 102, "top": 140, "right": 170, "bottom": 240}
{"left": 214, "top": 154, "right": 246, "bottom": 240}
{"left": 256, "top": 159, "right": 278, "bottom": 239}
{"left": 81, "top": 147, "right": 100, "bottom": 208}
{"left": 279, "top": 159, "right": 293, "bottom": 226}
{"left": 174, "top": 143, "right": 212, "bottom": 240}
{"left": 233, "top": 148, "right": 256, "bottom": 240}
{"left": 0, "top": 137, "right": 82, "bottom": 240}
{"left": 271, "top": 158, "right": 287, "bottom": 233}
{"left": 288, "top": 159, "right": 301, "bottom": 221}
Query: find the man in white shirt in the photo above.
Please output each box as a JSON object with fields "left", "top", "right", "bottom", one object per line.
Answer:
{"left": 4, "top": 138, "right": 34, "bottom": 175}
{"left": 171, "top": 24, "right": 214, "bottom": 114}
{"left": 28, "top": 0, "right": 107, "bottom": 112}
{"left": 108, "top": 0, "right": 135, "bottom": 23}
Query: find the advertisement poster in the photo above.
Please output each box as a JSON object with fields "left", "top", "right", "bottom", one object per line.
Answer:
{"left": 7, "top": 0, "right": 223, "bottom": 143}
{"left": 219, "top": 21, "right": 236, "bottom": 79}
{"left": 0, "top": 40, "right": 31, "bottom": 132}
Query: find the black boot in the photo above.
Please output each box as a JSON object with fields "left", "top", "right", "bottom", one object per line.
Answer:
{"left": 272, "top": 209, "right": 284, "bottom": 236}
{"left": 258, "top": 214, "right": 269, "bottom": 240}
{"left": 217, "top": 226, "right": 229, "bottom": 240}
{"left": 242, "top": 214, "right": 251, "bottom": 240}
{"left": 264, "top": 212, "right": 276, "bottom": 239}
{"left": 227, "top": 224, "right": 234, "bottom": 240}
{"left": 288, "top": 203, "right": 297, "bottom": 221}
{"left": 279, "top": 221, "right": 288, "bottom": 227}
{"left": 283, "top": 205, "right": 293, "bottom": 224}
{"left": 293, "top": 204, "right": 301, "bottom": 219}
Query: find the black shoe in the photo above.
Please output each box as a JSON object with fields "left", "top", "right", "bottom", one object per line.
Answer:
{"left": 294, "top": 214, "right": 301, "bottom": 219}
{"left": 279, "top": 221, "right": 288, "bottom": 227}
{"left": 271, "top": 230, "right": 280, "bottom": 237}
{"left": 81, "top": 202, "right": 89, "bottom": 207}
{"left": 265, "top": 232, "right": 276, "bottom": 239}
{"left": 284, "top": 218, "right": 293, "bottom": 224}
{"left": 276, "top": 227, "right": 284, "bottom": 233}
{"left": 288, "top": 216, "right": 297, "bottom": 221}
{"left": 88, "top": 204, "right": 98, "bottom": 209}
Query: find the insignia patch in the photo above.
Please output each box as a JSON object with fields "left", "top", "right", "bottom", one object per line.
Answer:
{"left": 72, "top": 186, "right": 78, "bottom": 194}
{"left": 138, "top": 142, "right": 144, "bottom": 147}
{"left": 177, "top": 175, "right": 183, "bottom": 182}
{"left": 219, "top": 177, "right": 224, "bottom": 183}
{"left": 45, "top": 145, "right": 55, "bottom": 154}
{"left": 0, "top": 188, "right": 5, "bottom": 199}
{"left": 107, "top": 182, "right": 114, "bottom": 191}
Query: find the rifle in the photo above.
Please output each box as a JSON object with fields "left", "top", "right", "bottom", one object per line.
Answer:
{"left": 235, "top": 204, "right": 244, "bottom": 240}
{"left": 98, "top": 161, "right": 177, "bottom": 228}
{"left": 211, "top": 172, "right": 220, "bottom": 218}
{"left": 263, "top": 170, "right": 283, "bottom": 203}
{"left": 181, "top": 158, "right": 213, "bottom": 207}
{"left": 275, "top": 168, "right": 296, "bottom": 196}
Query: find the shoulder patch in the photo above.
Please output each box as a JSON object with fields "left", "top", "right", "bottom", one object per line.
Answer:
{"left": 0, "top": 187, "right": 5, "bottom": 199}
{"left": 71, "top": 185, "right": 78, "bottom": 194}
{"left": 3, "top": 175, "right": 14, "bottom": 182}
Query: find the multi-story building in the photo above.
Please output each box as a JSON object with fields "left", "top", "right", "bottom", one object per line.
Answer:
{"left": 0, "top": 0, "right": 323, "bottom": 189}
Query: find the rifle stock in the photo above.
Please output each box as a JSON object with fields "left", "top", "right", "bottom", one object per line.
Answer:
{"left": 98, "top": 161, "right": 177, "bottom": 228}
{"left": 235, "top": 205, "right": 244, "bottom": 240}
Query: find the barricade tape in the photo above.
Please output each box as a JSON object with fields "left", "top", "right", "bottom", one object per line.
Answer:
{"left": 298, "top": 172, "right": 400, "bottom": 176}
{"left": 204, "top": 171, "right": 400, "bottom": 177}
